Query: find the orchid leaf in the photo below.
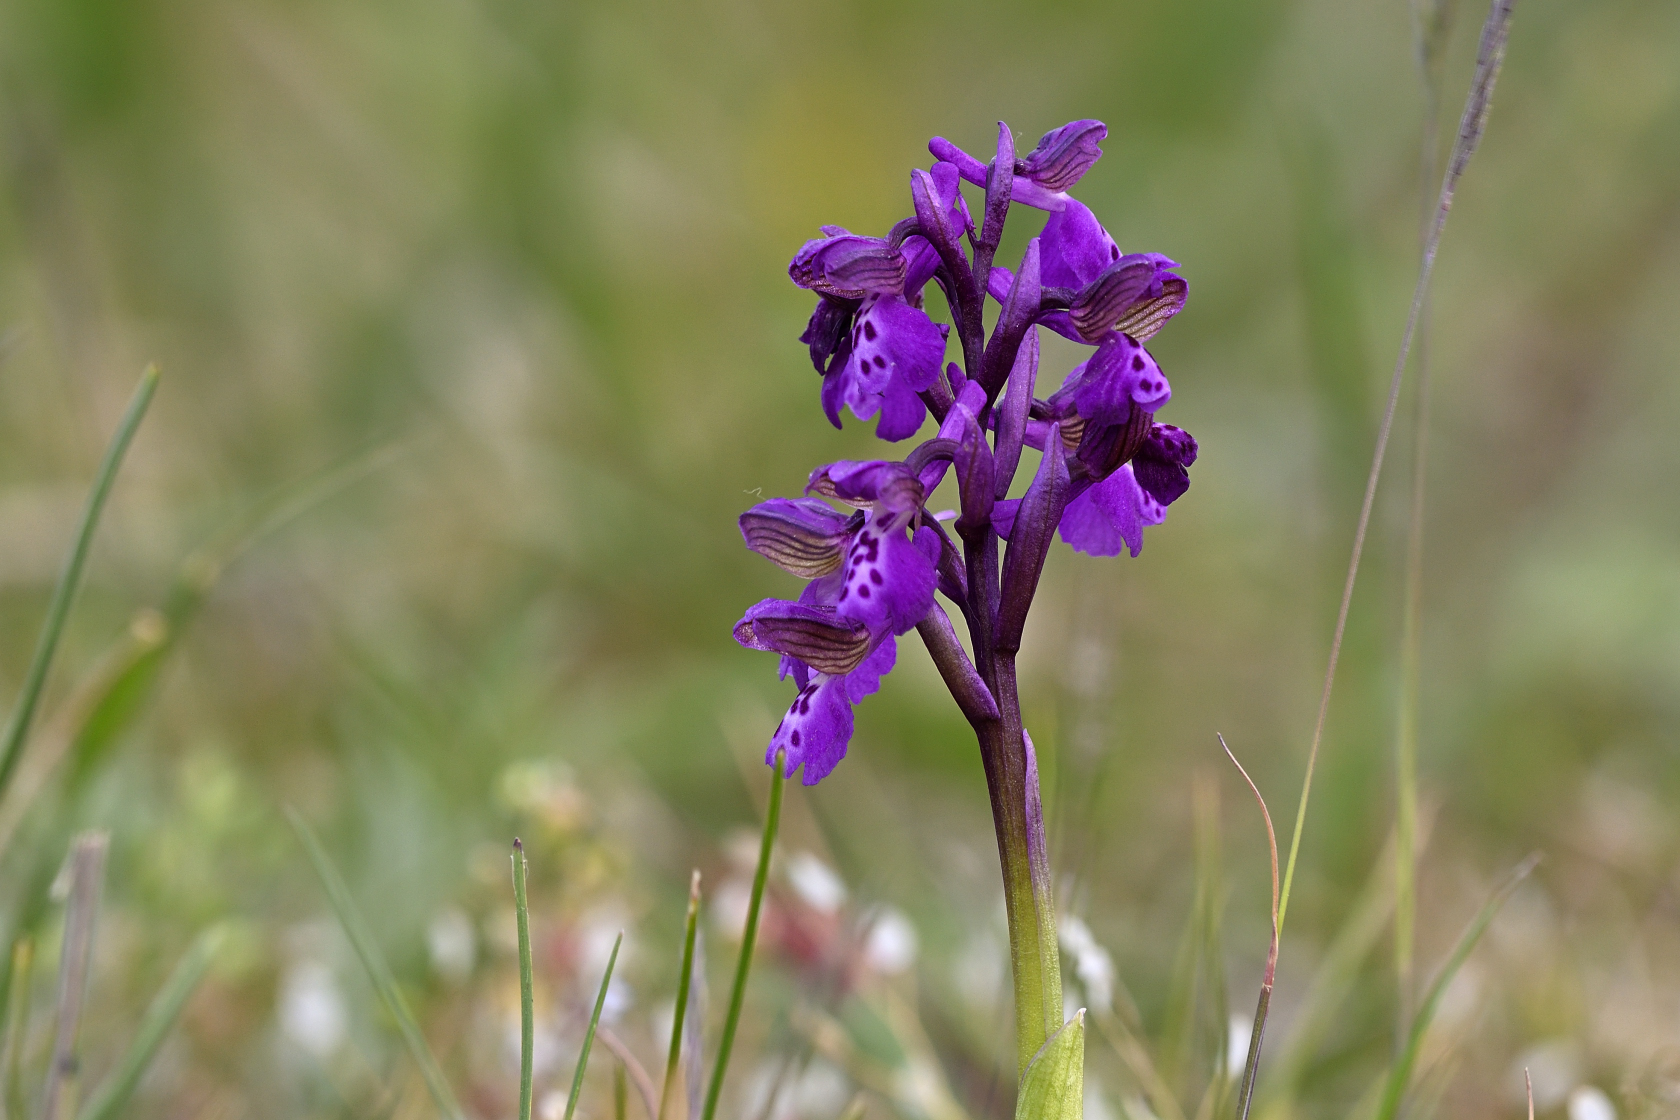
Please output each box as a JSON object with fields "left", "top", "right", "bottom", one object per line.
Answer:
{"left": 1015, "top": 1011, "right": 1085, "bottom": 1120}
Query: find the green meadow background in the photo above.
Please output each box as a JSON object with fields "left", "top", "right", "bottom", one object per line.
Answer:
{"left": 1, "top": 0, "right": 1678, "bottom": 1117}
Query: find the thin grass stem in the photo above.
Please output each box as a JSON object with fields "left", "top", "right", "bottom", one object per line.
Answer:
{"left": 658, "top": 870, "right": 701, "bottom": 1120}
{"left": 76, "top": 925, "right": 222, "bottom": 1120}
{"left": 700, "top": 754, "right": 786, "bottom": 1120}
{"left": 562, "top": 933, "right": 622, "bottom": 1120}
{"left": 39, "top": 833, "right": 108, "bottom": 1120}
{"left": 0, "top": 366, "right": 158, "bottom": 804}
{"left": 1398, "top": 0, "right": 1454, "bottom": 1044}
{"left": 513, "top": 840, "right": 535, "bottom": 1120}
{"left": 287, "top": 808, "right": 463, "bottom": 1120}
{"left": 1374, "top": 853, "right": 1539, "bottom": 1120}
{"left": 1220, "top": 736, "right": 1278, "bottom": 1120}
{"left": 1276, "top": 0, "right": 1517, "bottom": 938}
{"left": 615, "top": 1062, "right": 629, "bottom": 1120}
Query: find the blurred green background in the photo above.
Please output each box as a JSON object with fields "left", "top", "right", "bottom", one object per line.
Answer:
{"left": 1, "top": 0, "right": 1678, "bottom": 1116}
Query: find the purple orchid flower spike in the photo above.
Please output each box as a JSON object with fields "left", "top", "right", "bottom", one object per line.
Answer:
{"left": 746, "top": 116, "right": 1201, "bottom": 1081}
{"left": 735, "top": 461, "right": 938, "bottom": 783}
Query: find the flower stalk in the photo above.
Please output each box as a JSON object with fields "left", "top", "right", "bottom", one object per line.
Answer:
{"left": 736, "top": 119, "right": 1199, "bottom": 1103}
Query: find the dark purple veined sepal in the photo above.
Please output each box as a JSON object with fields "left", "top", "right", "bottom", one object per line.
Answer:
{"left": 1019, "top": 120, "right": 1108, "bottom": 192}
{"left": 1068, "top": 255, "right": 1166, "bottom": 342}
{"left": 733, "top": 599, "right": 874, "bottom": 676}
{"left": 738, "top": 497, "right": 859, "bottom": 578}
{"left": 789, "top": 233, "right": 908, "bottom": 299}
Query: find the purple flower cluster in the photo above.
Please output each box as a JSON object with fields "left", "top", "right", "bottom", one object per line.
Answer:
{"left": 736, "top": 120, "right": 1198, "bottom": 785}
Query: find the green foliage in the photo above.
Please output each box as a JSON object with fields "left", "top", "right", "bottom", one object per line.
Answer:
{"left": 1015, "top": 1012, "right": 1085, "bottom": 1120}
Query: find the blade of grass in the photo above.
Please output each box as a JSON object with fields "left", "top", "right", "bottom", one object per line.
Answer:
{"left": 1397, "top": 0, "right": 1458, "bottom": 1041}
{"left": 513, "top": 840, "right": 535, "bottom": 1120}
{"left": 286, "top": 808, "right": 462, "bottom": 1120}
{"left": 1373, "top": 853, "right": 1539, "bottom": 1120}
{"left": 1220, "top": 736, "right": 1278, "bottom": 1120}
{"left": 562, "top": 932, "right": 622, "bottom": 1120}
{"left": 682, "top": 923, "right": 707, "bottom": 1120}
{"left": 1276, "top": 0, "right": 1517, "bottom": 939}
{"left": 616, "top": 1063, "right": 629, "bottom": 1120}
{"left": 0, "top": 366, "right": 158, "bottom": 804}
{"left": 76, "top": 924, "right": 223, "bottom": 1120}
{"left": 659, "top": 870, "right": 701, "bottom": 1120}
{"left": 39, "top": 833, "right": 109, "bottom": 1120}
{"left": 699, "top": 753, "right": 786, "bottom": 1120}
{"left": 3, "top": 939, "right": 33, "bottom": 1120}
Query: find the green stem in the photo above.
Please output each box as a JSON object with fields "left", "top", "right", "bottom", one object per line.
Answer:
{"left": 658, "top": 871, "right": 701, "bottom": 1120}
{"left": 699, "top": 757, "right": 785, "bottom": 1120}
{"left": 513, "top": 841, "right": 534, "bottom": 1120}
{"left": 980, "top": 657, "right": 1062, "bottom": 1076}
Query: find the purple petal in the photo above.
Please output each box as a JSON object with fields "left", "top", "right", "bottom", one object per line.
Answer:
{"left": 833, "top": 295, "right": 946, "bottom": 440}
{"left": 769, "top": 673, "right": 853, "bottom": 785}
{"left": 1021, "top": 120, "right": 1108, "bottom": 191}
{"left": 1057, "top": 465, "right": 1165, "bottom": 558}
{"left": 1131, "top": 423, "right": 1198, "bottom": 506}
{"left": 1039, "top": 198, "right": 1120, "bottom": 290}
{"left": 843, "top": 635, "right": 897, "bottom": 704}
{"left": 993, "top": 326, "right": 1039, "bottom": 497}
{"left": 873, "top": 376, "right": 929, "bottom": 442}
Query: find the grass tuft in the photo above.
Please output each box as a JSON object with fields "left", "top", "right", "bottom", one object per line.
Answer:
{"left": 0, "top": 365, "right": 158, "bottom": 804}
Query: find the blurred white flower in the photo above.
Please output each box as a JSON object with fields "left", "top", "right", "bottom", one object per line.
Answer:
{"left": 537, "top": 1089, "right": 568, "bottom": 1120}
{"left": 279, "top": 961, "right": 347, "bottom": 1058}
{"left": 427, "top": 907, "right": 476, "bottom": 982}
{"left": 1227, "top": 1013, "right": 1253, "bottom": 1079}
{"left": 1058, "top": 914, "right": 1115, "bottom": 1014}
{"left": 1569, "top": 1086, "right": 1617, "bottom": 1120}
{"left": 863, "top": 907, "right": 917, "bottom": 975}
{"left": 712, "top": 878, "right": 752, "bottom": 942}
{"left": 794, "top": 1059, "right": 850, "bottom": 1117}
{"left": 787, "top": 852, "right": 847, "bottom": 915}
